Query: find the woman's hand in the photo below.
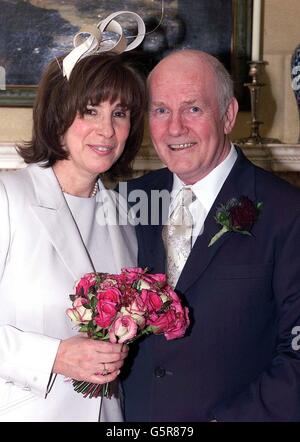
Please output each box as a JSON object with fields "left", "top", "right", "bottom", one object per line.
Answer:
{"left": 52, "top": 335, "right": 128, "bottom": 384}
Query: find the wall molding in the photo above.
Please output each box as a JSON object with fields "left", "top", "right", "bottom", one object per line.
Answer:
{"left": 0, "top": 143, "right": 26, "bottom": 169}
{"left": 1, "top": 142, "right": 300, "bottom": 172}
{"left": 241, "top": 144, "right": 300, "bottom": 172}
{"left": 135, "top": 144, "right": 300, "bottom": 173}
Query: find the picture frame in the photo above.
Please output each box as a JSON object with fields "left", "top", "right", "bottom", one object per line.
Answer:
{"left": 0, "top": 0, "right": 252, "bottom": 109}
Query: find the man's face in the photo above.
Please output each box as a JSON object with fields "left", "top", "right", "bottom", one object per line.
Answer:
{"left": 148, "top": 55, "right": 238, "bottom": 185}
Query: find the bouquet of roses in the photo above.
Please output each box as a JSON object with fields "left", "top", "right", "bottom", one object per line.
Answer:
{"left": 66, "top": 267, "right": 189, "bottom": 398}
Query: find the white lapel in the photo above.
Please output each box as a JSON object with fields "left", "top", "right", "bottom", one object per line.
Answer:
{"left": 27, "top": 164, "right": 94, "bottom": 280}
{"left": 97, "top": 185, "right": 138, "bottom": 271}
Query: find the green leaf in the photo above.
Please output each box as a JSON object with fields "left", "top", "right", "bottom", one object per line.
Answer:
{"left": 208, "top": 225, "right": 229, "bottom": 247}
{"left": 135, "top": 280, "right": 141, "bottom": 290}
{"left": 216, "top": 210, "right": 227, "bottom": 223}
{"left": 141, "top": 326, "right": 156, "bottom": 335}
{"left": 79, "top": 325, "right": 89, "bottom": 333}
{"left": 240, "top": 230, "right": 252, "bottom": 236}
{"left": 90, "top": 296, "right": 98, "bottom": 309}
{"left": 256, "top": 202, "right": 263, "bottom": 212}
{"left": 93, "top": 331, "right": 106, "bottom": 339}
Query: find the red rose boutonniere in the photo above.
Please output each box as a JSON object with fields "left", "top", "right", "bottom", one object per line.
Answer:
{"left": 208, "top": 196, "right": 263, "bottom": 247}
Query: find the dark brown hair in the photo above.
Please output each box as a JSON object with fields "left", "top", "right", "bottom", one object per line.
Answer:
{"left": 17, "top": 52, "right": 147, "bottom": 178}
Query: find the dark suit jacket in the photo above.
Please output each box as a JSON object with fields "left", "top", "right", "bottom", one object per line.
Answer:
{"left": 122, "top": 148, "right": 300, "bottom": 421}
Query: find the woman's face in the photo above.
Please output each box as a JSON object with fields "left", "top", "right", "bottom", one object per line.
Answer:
{"left": 61, "top": 99, "right": 131, "bottom": 180}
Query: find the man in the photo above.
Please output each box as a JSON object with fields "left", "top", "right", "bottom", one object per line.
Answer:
{"left": 122, "top": 50, "right": 300, "bottom": 421}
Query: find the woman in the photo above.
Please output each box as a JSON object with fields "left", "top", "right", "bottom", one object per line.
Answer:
{"left": 0, "top": 52, "right": 146, "bottom": 421}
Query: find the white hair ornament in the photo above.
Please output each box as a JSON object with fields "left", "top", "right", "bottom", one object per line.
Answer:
{"left": 63, "top": 11, "right": 146, "bottom": 80}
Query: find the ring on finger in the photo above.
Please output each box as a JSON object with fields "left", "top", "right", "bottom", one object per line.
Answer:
{"left": 102, "top": 363, "right": 110, "bottom": 376}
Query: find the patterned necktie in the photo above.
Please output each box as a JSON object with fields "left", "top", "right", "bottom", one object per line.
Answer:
{"left": 162, "top": 187, "right": 195, "bottom": 287}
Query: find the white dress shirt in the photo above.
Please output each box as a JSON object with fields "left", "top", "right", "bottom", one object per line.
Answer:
{"left": 170, "top": 144, "right": 238, "bottom": 246}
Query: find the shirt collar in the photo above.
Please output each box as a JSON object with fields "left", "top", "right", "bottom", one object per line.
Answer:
{"left": 172, "top": 144, "right": 238, "bottom": 213}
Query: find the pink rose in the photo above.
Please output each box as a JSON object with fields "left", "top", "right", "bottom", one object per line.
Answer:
{"left": 142, "top": 273, "right": 167, "bottom": 286}
{"left": 141, "top": 290, "right": 163, "bottom": 313}
{"left": 97, "top": 288, "right": 121, "bottom": 304}
{"left": 131, "top": 313, "right": 146, "bottom": 329}
{"left": 147, "top": 309, "right": 177, "bottom": 334}
{"left": 164, "top": 307, "right": 190, "bottom": 340}
{"left": 75, "top": 273, "right": 96, "bottom": 296}
{"left": 122, "top": 267, "right": 145, "bottom": 276}
{"left": 98, "top": 278, "right": 118, "bottom": 289}
{"left": 66, "top": 308, "right": 81, "bottom": 324}
{"left": 147, "top": 304, "right": 190, "bottom": 340}
{"left": 66, "top": 297, "right": 92, "bottom": 325}
{"left": 124, "top": 294, "right": 147, "bottom": 316}
{"left": 163, "top": 285, "right": 181, "bottom": 303}
{"left": 120, "top": 306, "right": 146, "bottom": 329}
{"left": 160, "top": 286, "right": 186, "bottom": 315}
{"left": 120, "top": 267, "right": 146, "bottom": 284}
{"left": 95, "top": 288, "right": 121, "bottom": 328}
{"left": 95, "top": 302, "right": 118, "bottom": 328}
{"left": 109, "top": 315, "right": 138, "bottom": 343}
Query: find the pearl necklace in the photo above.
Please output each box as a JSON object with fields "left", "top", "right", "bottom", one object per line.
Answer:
{"left": 89, "top": 181, "right": 99, "bottom": 198}
{"left": 60, "top": 180, "right": 98, "bottom": 198}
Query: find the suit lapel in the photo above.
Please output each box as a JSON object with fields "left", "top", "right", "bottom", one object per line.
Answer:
{"left": 139, "top": 169, "right": 173, "bottom": 274}
{"left": 176, "top": 148, "right": 257, "bottom": 293}
{"left": 144, "top": 224, "right": 165, "bottom": 273}
{"left": 28, "top": 164, "right": 94, "bottom": 280}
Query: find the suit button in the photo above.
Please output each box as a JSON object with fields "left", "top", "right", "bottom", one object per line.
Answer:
{"left": 154, "top": 367, "right": 166, "bottom": 378}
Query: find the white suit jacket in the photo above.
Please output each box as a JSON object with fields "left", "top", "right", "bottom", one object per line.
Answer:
{"left": 0, "top": 164, "right": 137, "bottom": 421}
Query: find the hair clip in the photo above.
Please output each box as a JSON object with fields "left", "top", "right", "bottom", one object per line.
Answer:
{"left": 63, "top": 11, "right": 146, "bottom": 80}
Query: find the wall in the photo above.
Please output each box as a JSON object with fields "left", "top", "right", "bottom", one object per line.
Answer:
{"left": 232, "top": 0, "right": 300, "bottom": 143}
{"left": 1, "top": 0, "right": 300, "bottom": 145}
{"left": 0, "top": 108, "right": 32, "bottom": 142}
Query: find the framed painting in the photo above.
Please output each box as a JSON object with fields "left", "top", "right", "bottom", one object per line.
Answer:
{"left": 0, "top": 0, "right": 252, "bottom": 109}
